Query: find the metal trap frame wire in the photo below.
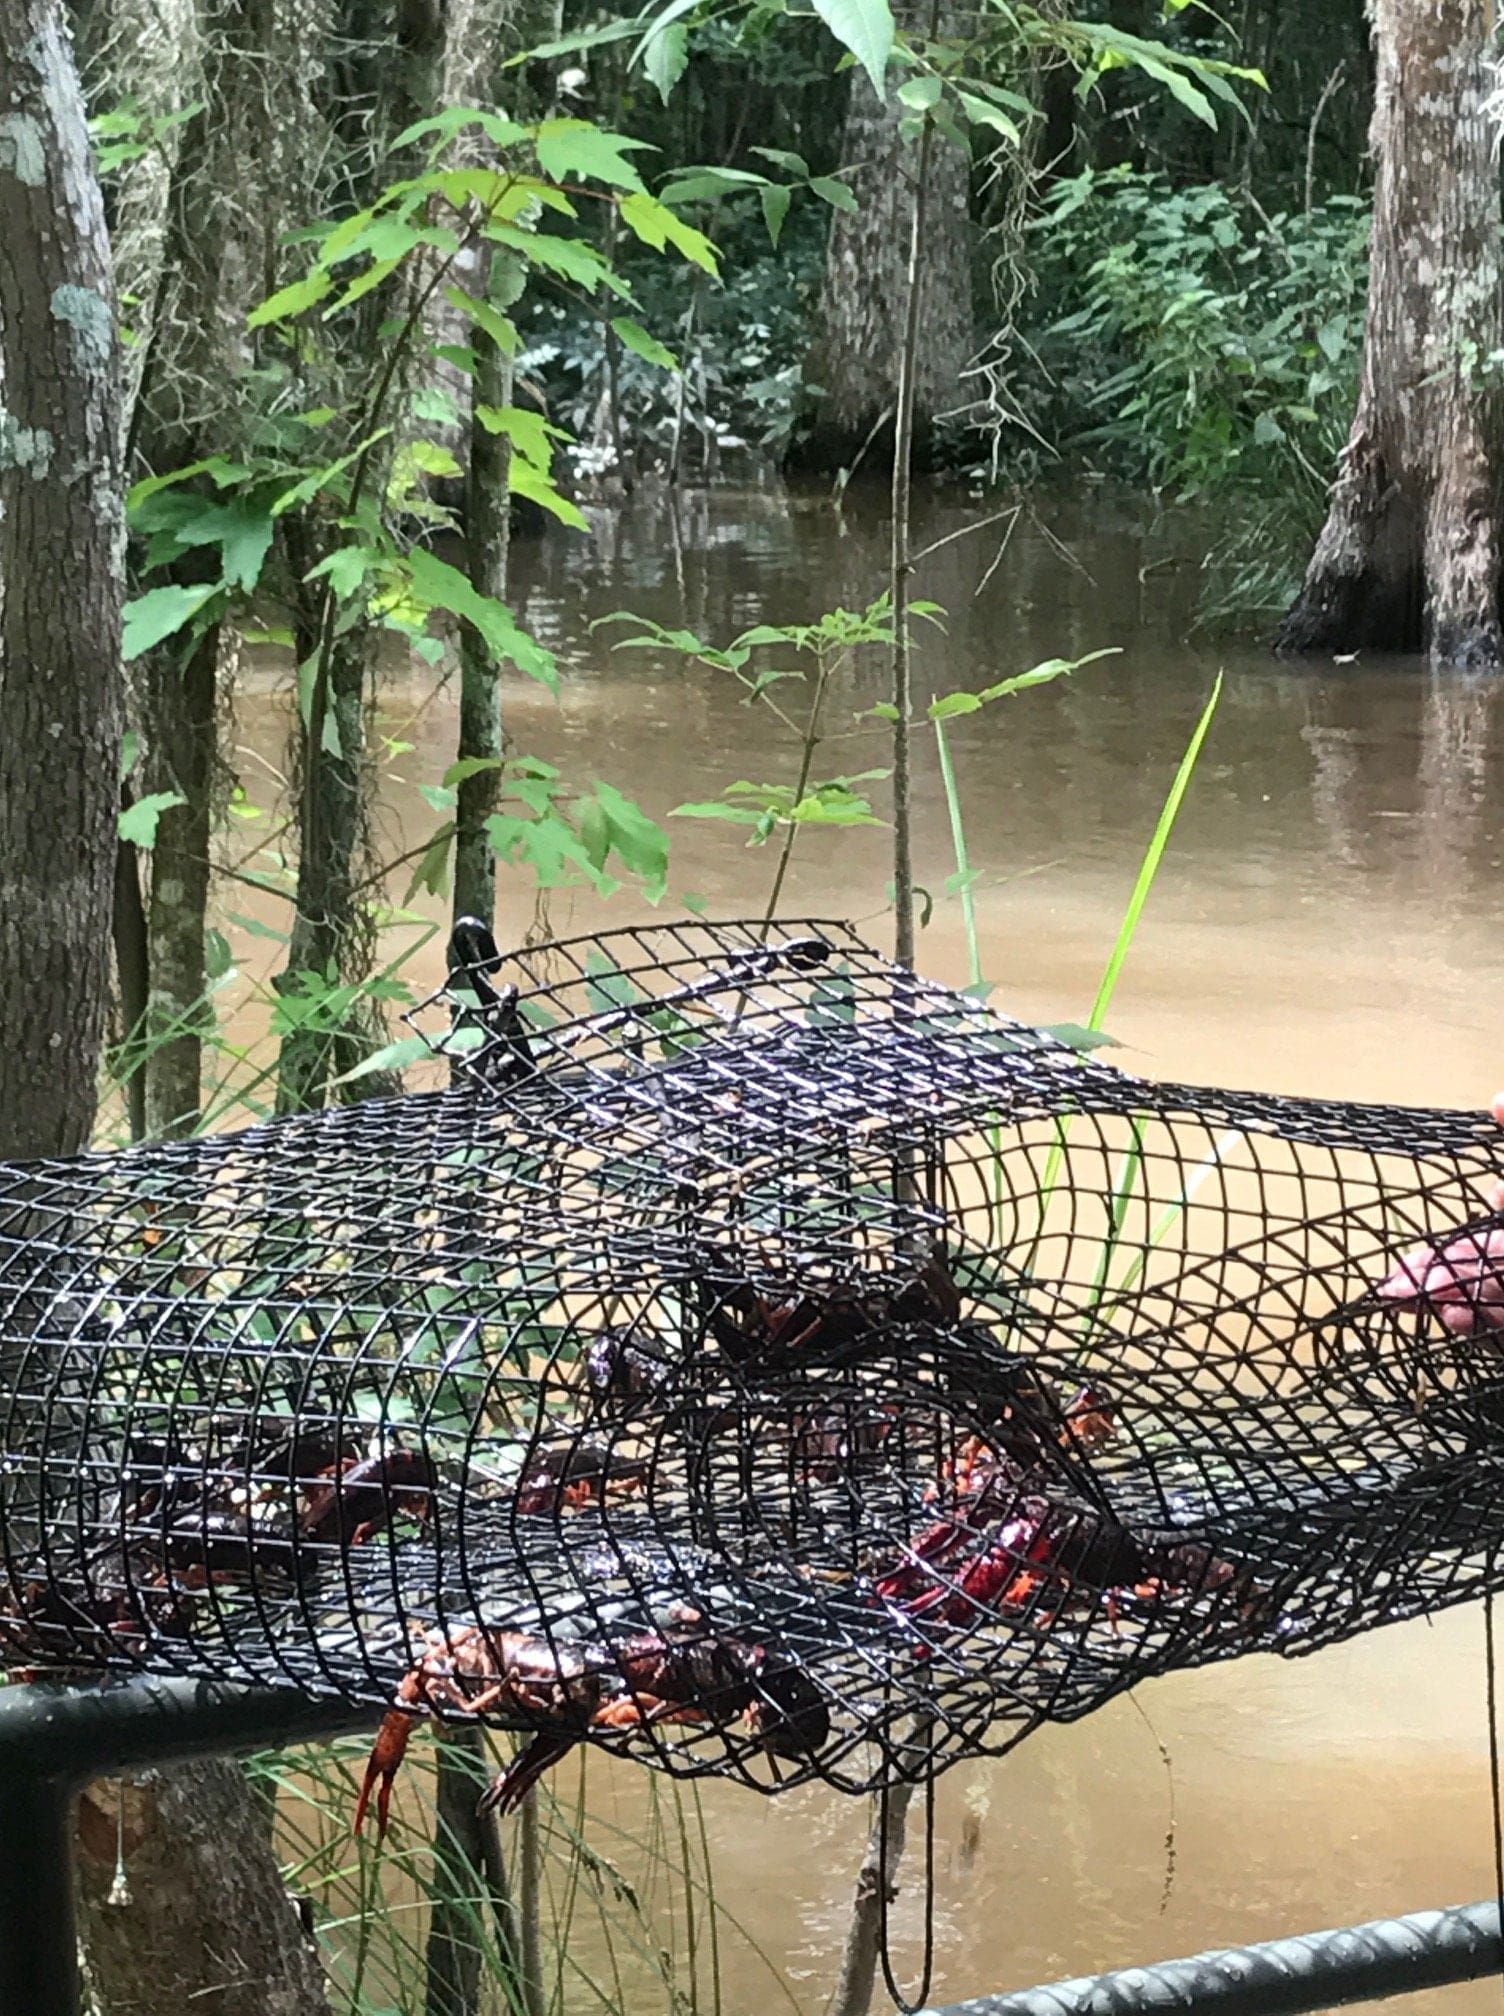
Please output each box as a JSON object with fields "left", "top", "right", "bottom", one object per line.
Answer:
{"left": 2, "top": 916, "right": 1504, "bottom": 1811}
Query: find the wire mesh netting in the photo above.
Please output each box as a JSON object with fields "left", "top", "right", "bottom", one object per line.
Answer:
{"left": 2, "top": 916, "right": 1503, "bottom": 1811}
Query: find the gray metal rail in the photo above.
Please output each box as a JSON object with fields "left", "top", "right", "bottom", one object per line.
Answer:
{"left": 923, "top": 1901, "right": 1504, "bottom": 2016}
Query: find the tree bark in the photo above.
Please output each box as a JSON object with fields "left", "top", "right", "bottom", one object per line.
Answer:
{"left": 0, "top": 0, "right": 124, "bottom": 1158}
{"left": 142, "top": 619, "right": 217, "bottom": 1137}
{"left": 76, "top": 1764, "right": 331, "bottom": 2016}
{"left": 1275, "top": 0, "right": 1503, "bottom": 666}
{"left": 1, "top": 22, "right": 332, "bottom": 2016}
{"left": 792, "top": 20, "right": 975, "bottom": 475}
{"left": 454, "top": 307, "right": 512, "bottom": 932}
{"left": 827, "top": 1759, "right": 931, "bottom": 2016}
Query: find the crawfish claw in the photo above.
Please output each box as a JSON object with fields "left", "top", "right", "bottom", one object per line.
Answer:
{"left": 477, "top": 1732, "right": 579, "bottom": 1818}
{"left": 354, "top": 1709, "right": 415, "bottom": 1841}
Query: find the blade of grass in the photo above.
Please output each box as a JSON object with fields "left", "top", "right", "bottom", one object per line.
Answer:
{"left": 933, "top": 715, "right": 981, "bottom": 988}
{"left": 1034, "top": 674, "right": 1223, "bottom": 1257}
{"left": 1087, "top": 672, "right": 1222, "bottom": 1034}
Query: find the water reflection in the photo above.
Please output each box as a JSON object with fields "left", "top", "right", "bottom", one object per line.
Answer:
{"left": 237, "top": 484, "right": 1504, "bottom": 2010}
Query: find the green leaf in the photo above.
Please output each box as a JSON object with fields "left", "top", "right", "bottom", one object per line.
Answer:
{"left": 587, "top": 782, "right": 669, "bottom": 896}
{"left": 657, "top": 167, "right": 769, "bottom": 204}
{"left": 332, "top": 1032, "right": 438, "bottom": 1084}
{"left": 489, "top": 224, "right": 623, "bottom": 293}
{"left": 631, "top": 0, "right": 704, "bottom": 71}
{"left": 474, "top": 403, "right": 560, "bottom": 467}
{"left": 127, "top": 456, "right": 251, "bottom": 510}
{"left": 670, "top": 801, "right": 762, "bottom": 823}
{"left": 611, "top": 316, "right": 677, "bottom": 370}
{"left": 392, "top": 108, "right": 528, "bottom": 152}
{"left": 247, "top": 269, "right": 333, "bottom": 328}
{"left": 271, "top": 429, "right": 391, "bottom": 516}
{"left": 957, "top": 90, "right": 1021, "bottom": 144}
{"left": 642, "top": 20, "right": 690, "bottom": 101}
{"left": 897, "top": 75, "right": 942, "bottom": 112}
{"left": 508, "top": 456, "right": 589, "bottom": 530}
{"left": 619, "top": 191, "right": 718, "bottom": 273}
{"left": 1088, "top": 672, "right": 1221, "bottom": 1031}
{"left": 442, "top": 755, "right": 507, "bottom": 786}
{"left": 927, "top": 652, "right": 1115, "bottom": 720}
{"left": 122, "top": 583, "right": 219, "bottom": 659}
{"left": 1042, "top": 1022, "right": 1120, "bottom": 1052}
{"left": 507, "top": 20, "right": 640, "bottom": 61}
{"left": 1317, "top": 317, "right": 1346, "bottom": 363}
{"left": 810, "top": 0, "right": 894, "bottom": 93}
{"left": 322, "top": 252, "right": 405, "bottom": 318}
{"left": 444, "top": 284, "right": 520, "bottom": 356}
{"left": 808, "top": 174, "right": 858, "bottom": 213}
{"left": 760, "top": 183, "right": 792, "bottom": 248}
{"left": 749, "top": 146, "right": 810, "bottom": 178}
{"left": 928, "top": 691, "right": 979, "bottom": 720}
{"left": 155, "top": 496, "right": 274, "bottom": 591}
{"left": 118, "top": 791, "right": 188, "bottom": 848}
{"left": 534, "top": 119, "right": 653, "bottom": 192}
{"left": 405, "top": 547, "right": 560, "bottom": 689}
{"left": 119, "top": 728, "right": 139, "bottom": 779}
{"left": 306, "top": 544, "right": 376, "bottom": 601}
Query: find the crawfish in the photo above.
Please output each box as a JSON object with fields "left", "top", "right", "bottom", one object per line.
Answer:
{"left": 300, "top": 1448, "right": 436, "bottom": 1548}
{"left": 355, "top": 1626, "right": 607, "bottom": 1838}
{"left": 878, "top": 1482, "right": 1250, "bottom": 1632}
{"left": 513, "top": 1440, "right": 650, "bottom": 1517}
{"left": 356, "top": 1621, "right": 831, "bottom": 1838}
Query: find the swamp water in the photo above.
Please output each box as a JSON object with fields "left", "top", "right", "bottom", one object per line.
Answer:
{"left": 232, "top": 484, "right": 1504, "bottom": 2011}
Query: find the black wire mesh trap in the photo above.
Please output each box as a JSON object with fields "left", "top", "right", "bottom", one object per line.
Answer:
{"left": 3, "top": 916, "right": 1504, "bottom": 1813}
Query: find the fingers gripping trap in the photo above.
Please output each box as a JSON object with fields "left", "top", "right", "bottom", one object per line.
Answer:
{"left": 2, "top": 917, "right": 1502, "bottom": 1814}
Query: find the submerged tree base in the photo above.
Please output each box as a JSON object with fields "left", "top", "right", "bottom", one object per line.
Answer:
{"left": 1275, "top": 0, "right": 1503, "bottom": 674}
{"left": 1274, "top": 451, "right": 1503, "bottom": 669}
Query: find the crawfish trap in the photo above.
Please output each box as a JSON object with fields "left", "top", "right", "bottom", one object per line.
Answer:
{"left": 3, "top": 918, "right": 1504, "bottom": 1834}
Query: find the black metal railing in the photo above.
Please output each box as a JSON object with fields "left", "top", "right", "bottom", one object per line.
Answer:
{"left": 925, "top": 1900, "right": 1504, "bottom": 2016}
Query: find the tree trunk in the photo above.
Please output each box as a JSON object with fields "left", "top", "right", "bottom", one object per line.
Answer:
{"left": 0, "top": 0, "right": 124, "bottom": 1158}
{"left": 274, "top": 596, "right": 372, "bottom": 1114}
{"left": 454, "top": 310, "right": 512, "bottom": 932}
{"left": 142, "top": 620, "right": 217, "bottom": 1137}
{"left": 1275, "top": 0, "right": 1503, "bottom": 666}
{"left": 76, "top": 1764, "right": 331, "bottom": 2016}
{"left": 792, "top": 22, "right": 975, "bottom": 475}
{"left": 1, "top": 22, "right": 332, "bottom": 2015}
{"left": 827, "top": 1759, "right": 932, "bottom": 2016}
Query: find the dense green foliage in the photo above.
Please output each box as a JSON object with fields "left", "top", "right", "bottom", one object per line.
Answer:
{"left": 1007, "top": 169, "right": 1369, "bottom": 616}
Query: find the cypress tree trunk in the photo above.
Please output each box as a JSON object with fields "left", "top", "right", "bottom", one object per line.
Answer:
{"left": 1275, "top": 0, "right": 1503, "bottom": 666}
{"left": 0, "top": 21, "right": 331, "bottom": 2013}
{"left": 75, "top": 1762, "right": 332, "bottom": 2016}
{"left": 792, "top": 21, "right": 975, "bottom": 475}
{"left": 0, "top": 0, "right": 124, "bottom": 1157}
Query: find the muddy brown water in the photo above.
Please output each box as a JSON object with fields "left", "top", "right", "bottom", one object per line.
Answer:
{"left": 229, "top": 484, "right": 1504, "bottom": 2012}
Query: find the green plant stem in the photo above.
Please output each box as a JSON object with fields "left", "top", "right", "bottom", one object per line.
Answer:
{"left": 932, "top": 716, "right": 980, "bottom": 985}
{"left": 1033, "top": 673, "right": 1224, "bottom": 1235}
{"left": 761, "top": 648, "right": 836, "bottom": 933}
{"left": 889, "top": 4, "right": 942, "bottom": 973}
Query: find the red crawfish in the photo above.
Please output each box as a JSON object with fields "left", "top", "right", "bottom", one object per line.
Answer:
{"left": 354, "top": 1622, "right": 830, "bottom": 1839}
